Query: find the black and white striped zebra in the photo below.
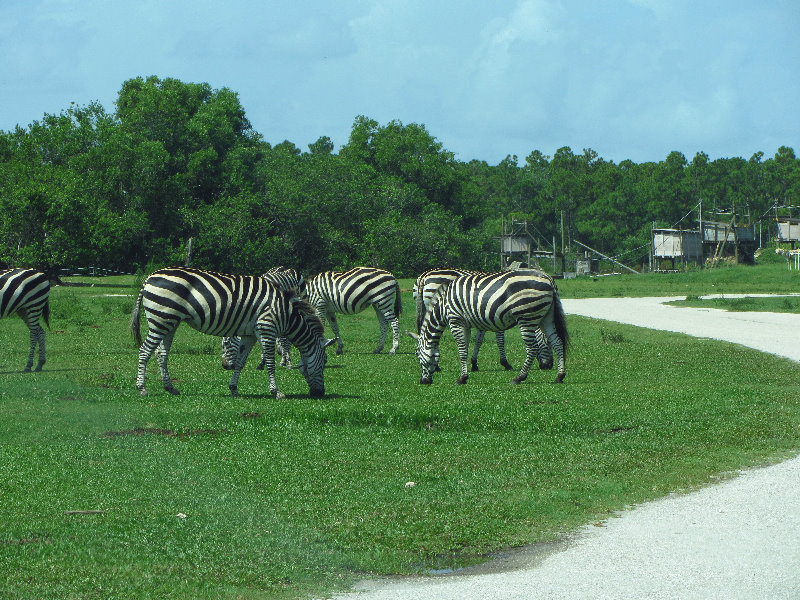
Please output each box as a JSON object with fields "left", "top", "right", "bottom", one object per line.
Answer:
{"left": 413, "top": 268, "right": 554, "bottom": 372}
{"left": 413, "top": 268, "right": 515, "bottom": 372}
{"left": 307, "top": 267, "right": 402, "bottom": 355}
{"left": 412, "top": 269, "right": 568, "bottom": 385}
{"left": 0, "top": 268, "right": 50, "bottom": 372}
{"left": 222, "top": 266, "right": 305, "bottom": 369}
{"left": 130, "top": 267, "right": 333, "bottom": 398}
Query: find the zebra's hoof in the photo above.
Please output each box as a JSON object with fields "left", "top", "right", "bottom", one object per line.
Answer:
{"left": 420, "top": 376, "right": 433, "bottom": 385}
{"left": 553, "top": 374, "right": 565, "bottom": 384}
{"left": 165, "top": 386, "right": 180, "bottom": 396}
{"left": 139, "top": 388, "right": 148, "bottom": 396}
{"left": 456, "top": 376, "right": 468, "bottom": 385}
{"left": 511, "top": 376, "right": 526, "bottom": 384}
{"left": 230, "top": 386, "right": 239, "bottom": 397}
{"left": 471, "top": 362, "right": 479, "bottom": 372}
{"left": 501, "top": 360, "right": 514, "bottom": 371}
{"left": 336, "top": 348, "right": 344, "bottom": 355}
{"left": 276, "top": 391, "right": 286, "bottom": 400}
{"left": 34, "top": 365, "right": 44, "bottom": 372}
{"left": 372, "top": 348, "right": 383, "bottom": 354}
{"left": 23, "top": 367, "right": 32, "bottom": 373}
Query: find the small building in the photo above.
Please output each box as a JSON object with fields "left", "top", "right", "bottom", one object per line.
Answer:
{"left": 777, "top": 217, "right": 800, "bottom": 248}
{"left": 651, "top": 228, "right": 702, "bottom": 270}
{"left": 650, "top": 214, "right": 757, "bottom": 271}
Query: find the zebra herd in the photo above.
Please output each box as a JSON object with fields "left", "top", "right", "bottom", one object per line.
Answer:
{"left": 1, "top": 264, "right": 568, "bottom": 396}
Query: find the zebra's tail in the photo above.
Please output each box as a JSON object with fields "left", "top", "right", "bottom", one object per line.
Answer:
{"left": 415, "top": 291, "right": 425, "bottom": 333}
{"left": 394, "top": 280, "right": 403, "bottom": 319}
{"left": 553, "top": 290, "right": 569, "bottom": 350}
{"left": 42, "top": 296, "right": 50, "bottom": 329}
{"left": 130, "top": 289, "right": 144, "bottom": 347}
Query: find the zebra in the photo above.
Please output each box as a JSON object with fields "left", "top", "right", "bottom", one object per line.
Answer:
{"left": 222, "top": 266, "right": 305, "bottom": 369}
{"left": 306, "top": 267, "right": 402, "bottom": 355}
{"left": 0, "top": 268, "right": 50, "bottom": 372}
{"left": 411, "top": 269, "right": 568, "bottom": 386}
{"left": 412, "top": 268, "right": 553, "bottom": 372}
{"left": 130, "top": 267, "right": 334, "bottom": 398}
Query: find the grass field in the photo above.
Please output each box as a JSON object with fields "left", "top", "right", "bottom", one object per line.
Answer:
{"left": 1, "top": 264, "right": 799, "bottom": 599}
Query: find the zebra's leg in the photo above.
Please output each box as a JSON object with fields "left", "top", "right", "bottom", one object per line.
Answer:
{"left": 388, "top": 315, "right": 400, "bottom": 354}
{"left": 538, "top": 305, "right": 566, "bottom": 383}
{"left": 328, "top": 312, "right": 344, "bottom": 355}
{"left": 512, "top": 324, "right": 539, "bottom": 385}
{"left": 534, "top": 327, "right": 554, "bottom": 370}
{"left": 136, "top": 326, "right": 168, "bottom": 396}
{"left": 471, "top": 330, "right": 485, "bottom": 371}
{"left": 449, "top": 320, "right": 471, "bottom": 384}
{"left": 373, "top": 306, "right": 388, "bottom": 353}
{"left": 256, "top": 331, "right": 283, "bottom": 399}
{"left": 229, "top": 335, "right": 256, "bottom": 397}
{"left": 155, "top": 331, "right": 179, "bottom": 395}
{"left": 496, "top": 331, "right": 513, "bottom": 371}
{"left": 34, "top": 323, "right": 46, "bottom": 371}
{"left": 24, "top": 325, "right": 36, "bottom": 372}
{"left": 276, "top": 337, "right": 292, "bottom": 368}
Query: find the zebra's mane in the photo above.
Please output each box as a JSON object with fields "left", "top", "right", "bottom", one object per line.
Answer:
{"left": 422, "top": 281, "right": 449, "bottom": 328}
{"left": 288, "top": 293, "right": 325, "bottom": 336}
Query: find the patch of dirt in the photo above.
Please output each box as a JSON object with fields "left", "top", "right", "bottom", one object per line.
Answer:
{"left": 100, "top": 427, "right": 223, "bottom": 439}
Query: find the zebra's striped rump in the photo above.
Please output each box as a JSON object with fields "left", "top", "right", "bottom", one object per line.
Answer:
{"left": 416, "top": 270, "right": 568, "bottom": 386}
{"left": 0, "top": 268, "right": 50, "bottom": 372}
{"left": 307, "top": 267, "right": 402, "bottom": 354}
{"left": 131, "top": 267, "right": 332, "bottom": 398}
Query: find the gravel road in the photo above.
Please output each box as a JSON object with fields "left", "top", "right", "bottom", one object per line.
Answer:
{"left": 329, "top": 296, "right": 800, "bottom": 600}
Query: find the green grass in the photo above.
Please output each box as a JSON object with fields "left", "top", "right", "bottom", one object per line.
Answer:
{"left": 556, "top": 261, "right": 800, "bottom": 298}
{"left": 668, "top": 295, "right": 800, "bottom": 313}
{"left": 1, "top": 271, "right": 799, "bottom": 599}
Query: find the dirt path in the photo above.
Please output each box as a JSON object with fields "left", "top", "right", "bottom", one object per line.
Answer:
{"left": 330, "top": 297, "right": 800, "bottom": 599}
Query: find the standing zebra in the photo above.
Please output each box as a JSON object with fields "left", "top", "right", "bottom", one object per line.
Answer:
{"left": 307, "top": 267, "right": 402, "bottom": 355}
{"left": 412, "top": 270, "right": 568, "bottom": 386}
{"left": 413, "top": 268, "right": 553, "bottom": 372}
{"left": 130, "top": 267, "right": 333, "bottom": 398}
{"left": 0, "top": 268, "right": 50, "bottom": 372}
{"left": 414, "top": 268, "right": 515, "bottom": 372}
{"left": 222, "top": 266, "right": 305, "bottom": 369}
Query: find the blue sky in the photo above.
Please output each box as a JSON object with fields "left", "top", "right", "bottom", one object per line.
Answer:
{"left": 1, "top": 0, "right": 798, "bottom": 164}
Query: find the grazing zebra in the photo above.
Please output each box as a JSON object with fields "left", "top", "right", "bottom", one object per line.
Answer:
{"left": 130, "top": 267, "right": 334, "bottom": 398}
{"left": 413, "top": 268, "right": 554, "bottom": 372}
{"left": 414, "top": 268, "right": 514, "bottom": 372}
{"left": 0, "top": 268, "right": 50, "bottom": 372}
{"left": 222, "top": 266, "right": 305, "bottom": 369}
{"left": 307, "top": 267, "right": 402, "bottom": 355}
{"left": 411, "top": 269, "right": 568, "bottom": 386}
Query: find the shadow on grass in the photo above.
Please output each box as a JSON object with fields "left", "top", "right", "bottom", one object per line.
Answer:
{"left": 0, "top": 367, "right": 90, "bottom": 375}
{"left": 56, "top": 281, "right": 132, "bottom": 289}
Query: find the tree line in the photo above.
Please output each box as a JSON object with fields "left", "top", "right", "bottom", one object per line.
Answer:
{"left": 1, "top": 75, "right": 798, "bottom": 278}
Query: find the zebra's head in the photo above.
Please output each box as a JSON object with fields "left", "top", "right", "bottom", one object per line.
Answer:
{"left": 413, "top": 283, "right": 448, "bottom": 384}
{"left": 286, "top": 295, "right": 335, "bottom": 397}
{"left": 416, "top": 338, "right": 439, "bottom": 385}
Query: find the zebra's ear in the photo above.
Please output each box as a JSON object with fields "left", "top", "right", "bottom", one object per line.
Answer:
{"left": 406, "top": 330, "right": 419, "bottom": 341}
